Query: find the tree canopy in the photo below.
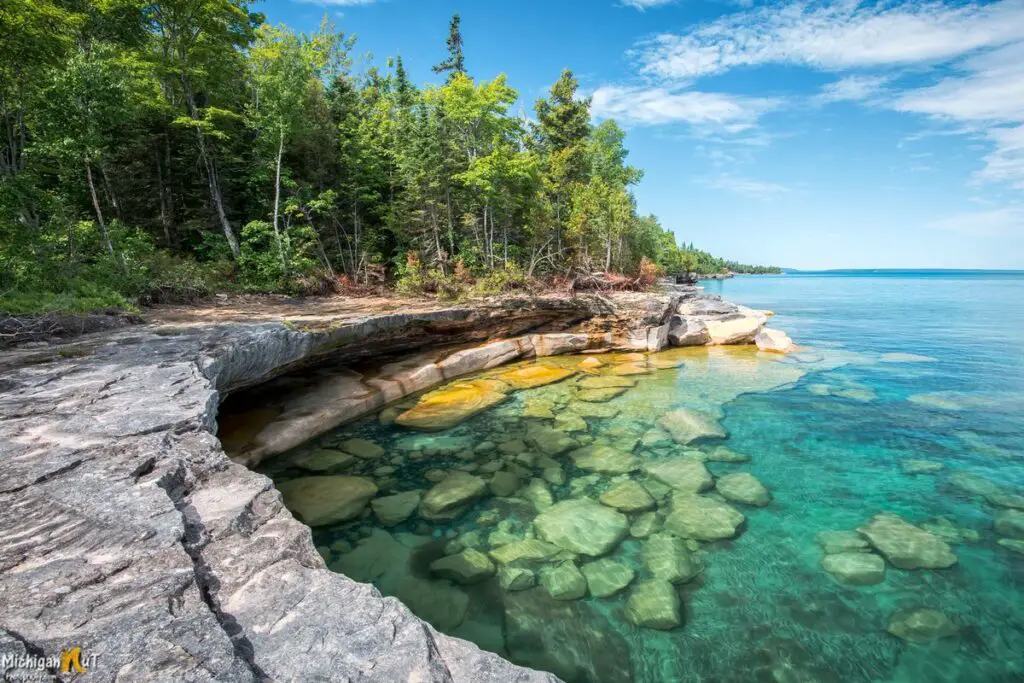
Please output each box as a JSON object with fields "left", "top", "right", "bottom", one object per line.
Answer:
{"left": 0, "top": 6, "right": 779, "bottom": 314}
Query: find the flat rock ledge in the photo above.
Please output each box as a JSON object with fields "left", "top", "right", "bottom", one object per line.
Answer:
{"left": 0, "top": 287, "right": 777, "bottom": 682}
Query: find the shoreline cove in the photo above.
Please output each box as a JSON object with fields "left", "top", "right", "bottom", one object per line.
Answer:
{"left": 0, "top": 286, "right": 787, "bottom": 682}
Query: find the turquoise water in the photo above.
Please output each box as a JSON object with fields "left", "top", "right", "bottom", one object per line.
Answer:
{"left": 263, "top": 271, "right": 1024, "bottom": 682}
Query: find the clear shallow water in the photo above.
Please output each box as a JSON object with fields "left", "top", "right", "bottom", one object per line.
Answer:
{"left": 262, "top": 271, "right": 1024, "bottom": 683}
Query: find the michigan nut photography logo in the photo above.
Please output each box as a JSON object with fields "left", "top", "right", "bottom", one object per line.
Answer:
{"left": 1, "top": 645, "right": 99, "bottom": 680}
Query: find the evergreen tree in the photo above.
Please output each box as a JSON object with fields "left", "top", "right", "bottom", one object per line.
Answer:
{"left": 431, "top": 14, "right": 465, "bottom": 82}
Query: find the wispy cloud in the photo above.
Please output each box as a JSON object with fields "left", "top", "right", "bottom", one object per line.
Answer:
{"left": 816, "top": 75, "right": 891, "bottom": 104}
{"left": 705, "top": 174, "right": 791, "bottom": 200}
{"left": 636, "top": 1, "right": 1024, "bottom": 81}
{"left": 929, "top": 206, "right": 1024, "bottom": 235}
{"left": 621, "top": 0, "right": 675, "bottom": 9}
{"left": 591, "top": 85, "right": 780, "bottom": 131}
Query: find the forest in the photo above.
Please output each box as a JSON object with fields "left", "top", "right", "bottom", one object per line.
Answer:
{"left": 0, "top": 2, "right": 780, "bottom": 315}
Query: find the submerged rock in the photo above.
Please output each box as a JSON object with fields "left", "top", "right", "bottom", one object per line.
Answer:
{"left": 528, "top": 425, "right": 579, "bottom": 455}
{"left": 541, "top": 562, "right": 588, "bottom": 600}
{"left": 396, "top": 381, "right": 508, "bottom": 430}
{"left": 523, "top": 478, "right": 554, "bottom": 511}
{"left": 704, "top": 445, "right": 751, "bottom": 463}
{"left": 600, "top": 480, "right": 657, "bottom": 512}
{"left": 644, "top": 459, "right": 714, "bottom": 493}
{"left": 625, "top": 580, "right": 682, "bottom": 630}
{"left": 489, "top": 539, "right": 563, "bottom": 565}
{"left": 429, "top": 549, "right": 496, "bottom": 585}
{"left": 570, "top": 444, "right": 638, "bottom": 474}
{"left": 998, "top": 538, "right": 1024, "bottom": 555}
{"left": 419, "top": 471, "right": 487, "bottom": 521}
{"left": 643, "top": 532, "right": 700, "bottom": 584}
{"left": 947, "top": 471, "right": 1002, "bottom": 498}
{"left": 577, "top": 387, "right": 628, "bottom": 403}
{"left": 578, "top": 375, "right": 637, "bottom": 389}
{"left": 857, "top": 514, "right": 957, "bottom": 569}
{"left": 887, "top": 608, "right": 958, "bottom": 643}
{"left": 994, "top": 509, "right": 1024, "bottom": 539}
{"left": 499, "top": 365, "right": 575, "bottom": 389}
{"left": 902, "top": 460, "right": 944, "bottom": 475}
{"left": 294, "top": 448, "right": 358, "bottom": 473}
{"left": 630, "top": 512, "right": 662, "bottom": 539}
{"left": 920, "top": 517, "right": 980, "bottom": 544}
{"left": 554, "top": 413, "right": 589, "bottom": 433}
{"left": 571, "top": 402, "right": 620, "bottom": 419}
{"left": 371, "top": 490, "right": 422, "bottom": 527}
{"left": 821, "top": 552, "right": 886, "bottom": 585}
{"left": 664, "top": 494, "right": 745, "bottom": 541}
{"left": 986, "top": 490, "right": 1024, "bottom": 510}
{"left": 657, "top": 408, "right": 727, "bottom": 444}
{"left": 499, "top": 566, "right": 537, "bottom": 591}
{"left": 715, "top": 472, "right": 771, "bottom": 507}
{"left": 534, "top": 499, "right": 629, "bottom": 557}
{"left": 817, "top": 530, "right": 870, "bottom": 554}
{"left": 581, "top": 558, "right": 636, "bottom": 598}
{"left": 489, "top": 471, "right": 521, "bottom": 497}
{"left": 338, "top": 437, "right": 386, "bottom": 459}
{"left": 522, "top": 397, "right": 556, "bottom": 419}
{"left": 277, "top": 475, "right": 378, "bottom": 526}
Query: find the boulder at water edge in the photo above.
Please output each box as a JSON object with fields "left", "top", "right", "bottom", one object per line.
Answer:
{"left": 625, "top": 580, "right": 682, "bottom": 630}
{"left": 277, "top": 475, "right": 378, "bottom": 526}
{"left": 857, "top": 514, "right": 957, "bottom": 569}
{"left": 754, "top": 328, "right": 795, "bottom": 353}
{"left": 534, "top": 498, "right": 629, "bottom": 556}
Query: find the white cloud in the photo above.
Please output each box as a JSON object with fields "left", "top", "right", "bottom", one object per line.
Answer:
{"left": 706, "top": 174, "right": 791, "bottom": 200}
{"left": 816, "top": 75, "right": 890, "bottom": 104}
{"left": 637, "top": 1, "right": 1024, "bottom": 81}
{"left": 591, "top": 84, "right": 780, "bottom": 130}
{"left": 622, "top": 0, "right": 675, "bottom": 9}
{"left": 929, "top": 206, "right": 1024, "bottom": 235}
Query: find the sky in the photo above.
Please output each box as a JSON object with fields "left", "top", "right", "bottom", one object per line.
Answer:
{"left": 259, "top": 0, "right": 1024, "bottom": 270}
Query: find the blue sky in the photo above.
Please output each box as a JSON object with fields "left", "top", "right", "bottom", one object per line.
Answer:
{"left": 261, "top": 0, "right": 1024, "bottom": 270}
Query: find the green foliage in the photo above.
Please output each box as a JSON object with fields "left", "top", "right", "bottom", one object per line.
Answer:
{"left": 0, "top": 5, "right": 776, "bottom": 319}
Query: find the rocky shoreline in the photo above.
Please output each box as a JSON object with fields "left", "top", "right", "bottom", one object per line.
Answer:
{"left": 0, "top": 285, "right": 789, "bottom": 682}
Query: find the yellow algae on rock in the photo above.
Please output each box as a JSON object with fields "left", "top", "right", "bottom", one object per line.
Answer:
{"left": 498, "top": 364, "right": 574, "bottom": 389}
{"left": 396, "top": 381, "right": 509, "bottom": 430}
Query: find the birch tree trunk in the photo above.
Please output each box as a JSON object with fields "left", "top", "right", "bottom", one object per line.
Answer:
{"left": 271, "top": 128, "right": 288, "bottom": 272}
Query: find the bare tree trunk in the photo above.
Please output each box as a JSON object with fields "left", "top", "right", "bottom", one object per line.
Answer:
{"left": 271, "top": 128, "right": 288, "bottom": 272}
{"left": 85, "top": 159, "right": 115, "bottom": 259}
{"left": 182, "top": 77, "right": 240, "bottom": 259}
{"left": 155, "top": 148, "right": 173, "bottom": 246}
{"left": 100, "top": 163, "right": 121, "bottom": 219}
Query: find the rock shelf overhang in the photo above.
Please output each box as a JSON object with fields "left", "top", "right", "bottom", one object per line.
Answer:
{"left": 0, "top": 287, "right": 784, "bottom": 682}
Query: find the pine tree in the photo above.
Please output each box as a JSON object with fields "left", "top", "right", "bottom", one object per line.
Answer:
{"left": 431, "top": 14, "right": 465, "bottom": 82}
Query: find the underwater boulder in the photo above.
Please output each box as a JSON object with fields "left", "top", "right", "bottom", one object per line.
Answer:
{"left": 887, "top": 608, "right": 958, "bottom": 643}
{"left": 395, "top": 381, "right": 508, "bottom": 431}
{"left": 821, "top": 552, "right": 886, "bottom": 585}
{"left": 600, "top": 480, "right": 657, "bottom": 513}
{"left": 534, "top": 499, "right": 629, "bottom": 557}
{"left": 277, "top": 475, "right": 378, "bottom": 527}
{"left": 625, "top": 580, "right": 682, "bottom": 630}
{"left": 644, "top": 459, "right": 714, "bottom": 493}
{"left": 370, "top": 490, "right": 422, "bottom": 527}
{"left": 419, "top": 471, "right": 487, "bottom": 521}
{"left": 857, "top": 514, "right": 957, "bottom": 569}
{"left": 581, "top": 558, "right": 636, "bottom": 598}
{"left": 541, "top": 562, "right": 588, "bottom": 600}
{"left": 429, "top": 549, "right": 496, "bottom": 585}
{"left": 642, "top": 532, "right": 701, "bottom": 584}
{"left": 657, "top": 408, "right": 727, "bottom": 445}
{"left": 664, "top": 494, "right": 745, "bottom": 541}
{"left": 715, "top": 472, "right": 771, "bottom": 507}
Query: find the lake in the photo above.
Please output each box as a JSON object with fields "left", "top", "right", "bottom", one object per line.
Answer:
{"left": 262, "top": 270, "right": 1024, "bottom": 682}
